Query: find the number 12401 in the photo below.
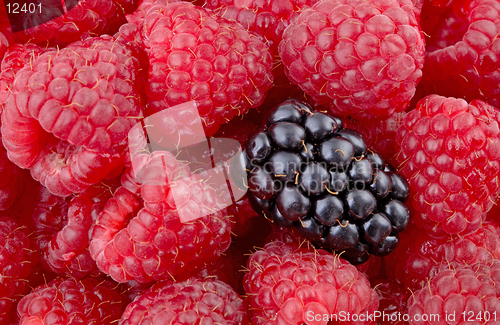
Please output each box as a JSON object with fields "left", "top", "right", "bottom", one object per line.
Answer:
{"left": 462, "top": 311, "right": 497, "bottom": 322}
{"left": 6, "top": 3, "right": 42, "bottom": 14}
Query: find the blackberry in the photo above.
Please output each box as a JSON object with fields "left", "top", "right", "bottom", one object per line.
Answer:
{"left": 241, "top": 99, "right": 411, "bottom": 264}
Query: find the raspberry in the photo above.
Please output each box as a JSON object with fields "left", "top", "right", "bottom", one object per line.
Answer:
{"left": 0, "top": 216, "right": 38, "bottom": 325}
{"left": 17, "top": 276, "right": 128, "bottom": 325}
{"left": 421, "top": 0, "right": 500, "bottom": 107}
{"left": 342, "top": 112, "right": 407, "bottom": 167}
{"left": 14, "top": 0, "right": 139, "bottom": 47}
{"left": 206, "top": 0, "right": 319, "bottom": 53}
{"left": 243, "top": 99, "right": 411, "bottom": 264}
{"left": 407, "top": 261, "right": 500, "bottom": 324}
{"left": 31, "top": 178, "right": 120, "bottom": 279}
{"left": 115, "top": 0, "right": 175, "bottom": 61}
{"left": 90, "top": 151, "right": 234, "bottom": 283}
{"left": 0, "top": 43, "right": 49, "bottom": 112}
{"left": 126, "top": 0, "right": 173, "bottom": 27}
{"left": 243, "top": 239, "right": 379, "bottom": 325}
{"left": 278, "top": 0, "right": 425, "bottom": 120}
{"left": 119, "top": 277, "right": 248, "bottom": 325}
{"left": 205, "top": 0, "right": 319, "bottom": 101}
{"left": 4, "top": 264, "right": 58, "bottom": 325}
{"left": 141, "top": 2, "right": 274, "bottom": 137}
{"left": 0, "top": 43, "right": 48, "bottom": 75}
{"left": 395, "top": 95, "right": 500, "bottom": 236}
{"left": 383, "top": 222, "right": 500, "bottom": 292}
{"left": 0, "top": 44, "right": 50, "bottom": 212}
{"left": 89, "top": 186, "right": 144, "bottom": 282}
{"left": 1, "top": 35, "right": 143, "bottom": 196}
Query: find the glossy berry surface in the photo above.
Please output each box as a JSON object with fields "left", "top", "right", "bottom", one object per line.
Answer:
{"left": 119, "top": 277, "right": 248, "bottom": 325}
{"left": 90, "top": 151, "right": 234, "bottom": 283}
{"left": 243, "top": 99, "right": 411, "bottom": 264}
{"left": 396, "top": 94, "right": 500, "bottom": 237}
{"left": 0, "top": 43, "right": 49, "bottom": 111}
{"left": 243, "top": 237, "right": 379, "bottom": 325}
{"left": 408, "top": 261, "right": 500, "bottom": 324}
{"left": 139, "top": 2, "right": 274, "bottom": 138}
{"left": 385, "top": 221, "right": 500, "bottom": 292}
{"left": 17, "top": 277, "right": 128, "bottom": 325}
{"left": 1, "top": 35, "right": 142, "bottom": 197}
{"left": 279, "top": 0, "right": 425, "bottom": 120}
{"left": 421, "top": 0, "right": 500, "bottom": 108}
{"left": 31, "top": 179, "right": 120, "bottom": 279}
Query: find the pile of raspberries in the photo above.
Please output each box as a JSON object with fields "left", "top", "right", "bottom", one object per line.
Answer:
{"left": 1, "top": 0, "right": 500, "bottom": 323}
